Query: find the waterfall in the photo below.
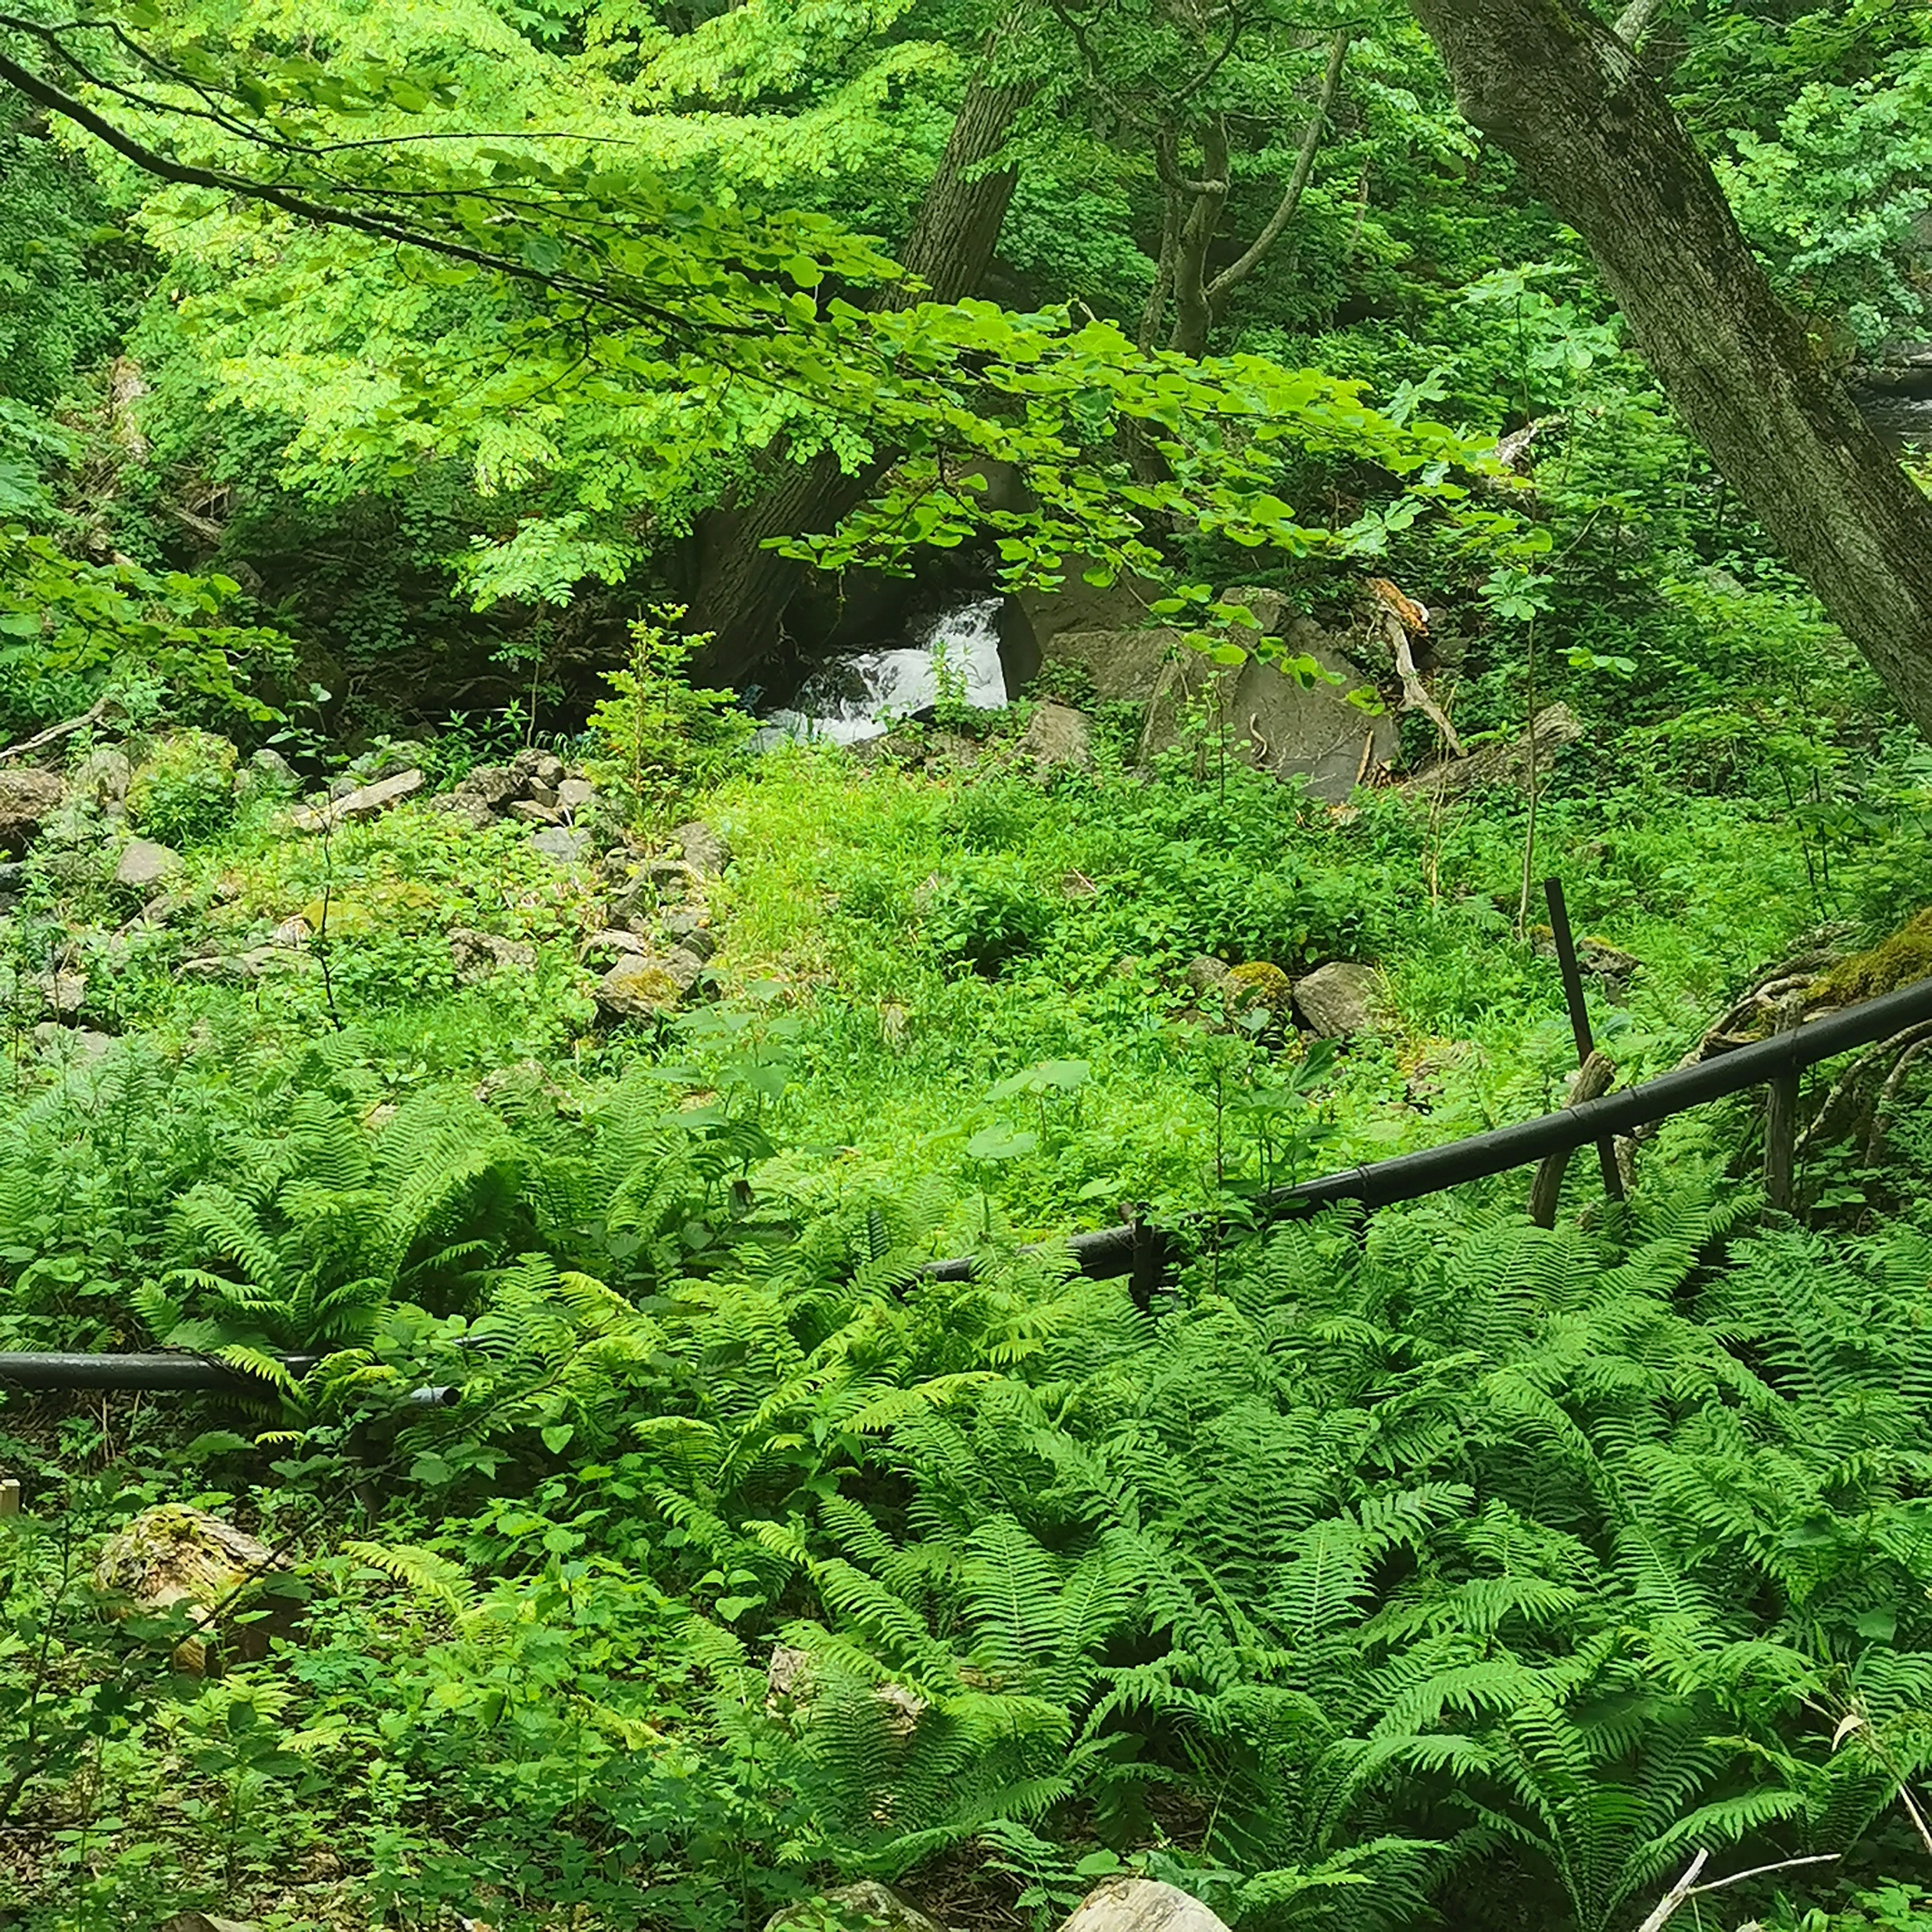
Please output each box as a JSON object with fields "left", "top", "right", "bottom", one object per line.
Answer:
{"left": 754, "top": 599, "right": 1008, "bottom": 747}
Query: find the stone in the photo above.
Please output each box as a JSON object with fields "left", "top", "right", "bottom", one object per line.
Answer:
{"left": 674, "top": 821, "right": 732, "bottom": 876}
{"left": 1018, "top": 702, "right": 1094, "bottom": 774}
{"left": 525, "top": 780, "right": 560, "bottom": 809}
{"left": 0, "top": 767, "right": 63, "bottom": 855}
{"left": 35, "top": 969, "right": 87, "bottom": 1019}
{"left": 530, "top": 826, "right": 593, "bottom": 864}
{"left": 556, "top": 776, "right": 596, "bottom": 815}
{"left": 449, "top": 927, "right": 539, "bottom": 984}
{"left": 580, "top": 928, "right": 647, "bottom": 959}
{"left": 95, "top": 1504, "right": 297, "bottom": 1675}
{"left": 594, "top": 948, "right": 706, "bottom": 1021}
{"left": 431, "top": 791, "right": 498, "bottom": 831}
{"left": 1183, "top": 955, "right": 1231, "bottom": 996}
{"left": 1043, "top": 620, "right": 1396, "bottom": 801}
{"left": 292, "top": 767, "right": 423, "bottom": 832}
{"left": 1058, "top": 1879, "right": 1231, "bottom": 1932}
{"left": 268, "top": 915, "right": 312, "bottom": 948}
{"left": 510, "top": 747, "right": 566, "bottom": 789}
{"left": 453, "top": 762, "right": 518, "bottom": 809}
{"left": 606, "top": 877, "right": 656, "bottom": 928}
{"left": 158, "top": 1913, "right": 260, "bottom": 1932}
{"left": 648, "top": 859, "right": 696, "bottom": 888}
{"left": 355, "top": 741, "right": 427, "bottom": 783}
{"left": 178, "top": 947, "right": 293, "bottom": 983}
{"left": 70, "top": 745, "right": 132, "bottom": 809}
{"left": 33, "top": 1022, "right": 113, "bottom": 1062}
{"left": 249, "top": 747, "right": 297, "bottom": 786}
{"left": 1400, "top": 702, "right": 1584, "bottom": 802}
{"left": 1294, "top": 960, "right": 1381, "bottom": 1038}
{"left": 509, "top": 798, "right": 563, "bottom": 826}
{"left": 112, "top": 838, "right": 182, "bottom": 895}
{"left": 659, "top": 912, "right": 715, "bottom": 959}
{"left": 764, "top": 1881, "right": 948, "bottom": 1932}
{"left": 1224, "top": 960, "right": 1295, "bottom": 1017}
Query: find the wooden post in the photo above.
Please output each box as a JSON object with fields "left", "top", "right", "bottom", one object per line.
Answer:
{"left": 1543, "top": 879, "right": 1627, "bottom": 1202}
{"left": 1765, "top": 992, "right": 1804, "bottom": 1214}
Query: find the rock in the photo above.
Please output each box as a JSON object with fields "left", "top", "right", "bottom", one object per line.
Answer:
{"left": 557, "top": 776, "right": 596, "bottom": 815}
{"left": 249, "top": 747, "right": 297, "bottom": 786}
{"left": 606, "top": 877, "right": 655, "bottom": 928}
{"left": 675, "top": 821, "right": 732, "bottom": 876}
{"left": 1044, "top": 620, "right": 1396, "bottom": 801}
{"left": 1224, "top": 960, "right": 1295, "bottom": 1017}
{"left": 157, "top": 1913, "right": 261, "bottom": 1932}
{"left": 648, "top": 859, "right": 696, "bottom": 888}
{"left": 292, "top": 767, "right": 423, "bottom": 832}
{"left": 659, "top": 912, "right": 715, "bottom": 959}
{"left": 1018, "top": 702, "right": 1094, "bottom": 774}
{"left": 70, "top": 745, "right": 132, "bottom": 810}
{"left": 95, "top": 1503, "right": 298, "bottom": 1673}
{"left": 35, "top": 969, "right": 87, "bottom": 1019}
{"left": 581, "top": 928, "right": 647, "bottom": 959}
{"left": 33, "top": 1022, "right": 113, "bottom": 1062}
{"left": 1294, "top": 960, "right": 1381, "bottom": 1038}
{"left": 112, "top": 838, "right": 182, "bottom": 895}
{"left": 268, "top": 915, "right": 312, "bottom": 948}
{"left": 530, "top": 826, "right": 593, "bottom": 863}
{"left": 0, "top": 768, "right": 63, "bottom": 855}
{"left": 1183, "top": 955, "right": 1231, "bottom": 996}
{"left": 594, "top": 948, "right": 706, "bottom": 1021}
{"left": 509, "top": 798, "right": 563, "bottom": 826}
{"left": 453, "top": 763, "right": 519, "bottom": 810}
{"left": 1058, "top": 1878, "right": 1231, "bottom": 1932}
{"left": 764, "top": 1881, "right": 948, "bottom": 1932}
{"left": 355, "top": 741, "right": 428, "bottom": 783}
{"left": 525, "top": 780, "right": 560, "bottom": 809}
{"left": 510, "top": 747, "right": 566, "bottom": 789}
{"left": 1400, "top": 702, "right": 1584, "bottom": 801}
{"left": 178, "top": 947, "right": 293, "bottom": 983}
{"left": 449, "top": 928, "right": 539, "bottom": 984}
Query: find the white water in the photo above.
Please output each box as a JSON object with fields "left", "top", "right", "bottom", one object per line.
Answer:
{"left": 754, "top": 598, "right": 1008, "bottom": 747}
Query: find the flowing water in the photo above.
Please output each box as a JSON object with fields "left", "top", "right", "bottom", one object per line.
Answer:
{"left": 753, "top": 598, "right": 1008, "bottom": 747}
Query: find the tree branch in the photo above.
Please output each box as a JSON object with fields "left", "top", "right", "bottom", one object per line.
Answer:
{"left": 1206, "top": 28, "right": 1351, "bottom": 303}
{"left": 1613, "top": 0, "right": 1670, "bottom": 45}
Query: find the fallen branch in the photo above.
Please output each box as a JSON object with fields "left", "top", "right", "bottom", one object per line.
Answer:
{"left": 1528, "top": 1046, "right": 1617, "bottom": 1226}
{"left": 1638, "top": 1849, "right": 1839, "bottom": 1932}
{"left": 0, "top": 697, "right": 112, "bottom": 765}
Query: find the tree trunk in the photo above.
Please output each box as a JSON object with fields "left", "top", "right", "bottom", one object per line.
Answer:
{"left": 685, "top": 77, "right": 1032, "bottom": 687}
{"left": 1411, "top": 0, "right": 1932, "bottom": 739}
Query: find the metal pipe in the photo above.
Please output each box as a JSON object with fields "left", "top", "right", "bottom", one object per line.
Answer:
{"left": 0, "top": 1352, "right": 458, "bottom": 1406}
{"left": 931, "top": 973, "right": 1932, "bottom": 1284}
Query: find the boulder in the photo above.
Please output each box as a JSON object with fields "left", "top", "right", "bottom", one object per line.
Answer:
{"left": 453, "top": 762, "right": 519, "bottom": 810}
{"left": 1182, "top": 955, "right": 1230, "bottom": 996}
{"left": 292, "top": 767, "right": 423, "bottom": 832}
{"left": 594, "top": 948, "right": 706, "bottom": 1020}
{"left": 659, "top": 912, "right": 715, "bottom": 960}
{"left": 449, "top": 928, "right": 539, "bottom": 984}
{"left": 1294, "top": 961, "right": 1381, "bottom": 1038}
{"left": 35, "top": 969, "right": 87, "bottom": 1019}
{"left": 580, "top": 928, "right": 647, "bottom": 959}
{"left": 557, "top": 776, "right": 596, "bottom": 816}
{"left": 510, "top": 798, "right": 563, "bottom": 826}
{"left": 268, "top": 915, "right": 312, "bottom": 949}
{"left": 0, "top": 767, "right": 63, "bottom": 855}
{"left": 530, "top": 826, "right": 593, "bottom": 864}
{"left": 94, "top": 1503, "right": 298, "bottom": 1672}
{"left": 1058, "top": 1879, "right": 1230, "bottom": 1932}
{"left": 70, "top": 745, "right": 133, "bottom": 810}
{"left": 765, "top": 1881, "right": 948, "bottom": 1932}
{"left": 1400, "top": 702, "right": 1584, "bottom": 801}
{"left": 510, "top": 747, "right": 567, "bottom": 789}
{"left": 1224, "top": 960, "right": 1294, "bottom": 1017}
{"left": 33, "top": 1022, "right": 114, "bottom": 1062}
{"left": 248, "top": 747, "right": 297, "bottom": 787}
{"left": 675, "top": 821, "right": 732, "bottom": 876}
{"left": 1043, "top": 619, "right": 1395, "bottom": 802}
{"left": 1018, "top": 702, "right": 1094, "bottom": 774}
{"left": 112, "top": 838, "right": 182, "bottom": 895}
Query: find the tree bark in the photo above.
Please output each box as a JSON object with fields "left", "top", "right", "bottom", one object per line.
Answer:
{"left": 685, "top": 76, "right": 1033, "bottom": 686}
{"left": 1411, "top": 0, "right": 1932, "bottom": 740}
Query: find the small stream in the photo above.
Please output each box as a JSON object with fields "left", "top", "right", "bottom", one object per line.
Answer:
{"left": 753, "top": 598, "right": 1008, "bottom": 747}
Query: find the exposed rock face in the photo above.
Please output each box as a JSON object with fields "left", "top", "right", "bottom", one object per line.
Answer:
{"left": 1018, "top": 702, "right": 1094, "bottom": 774}
{"left": 112, "top": 838, "right": 182, "bottom": 894}
{"left": 0, "top": 768, "right": 64, "bottom": 855}
{"left": 1059, "top": 1879, "right": 1231, "bottom": 1932}
{"left": 95, "top": 1503, "right": 297, "bottom": 1673}
{"left": 1294, "top": 960, "right": 1381, "bottom": 1038}
{"left": 594, "top": 948, "right": 706, "bottom": 1020}
{"left": 764, "top": 1881, "right": 948, "bottom": 1932}
{"left": 1042, "top": 617, "right": 1396, "bottom": 801}
{"left": 292, "top": 767, "right": 423, "bottom": 832}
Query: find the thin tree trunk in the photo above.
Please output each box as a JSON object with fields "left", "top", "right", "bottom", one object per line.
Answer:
{"left": 685, "top": 76, "right": 1033, "bottom": 686}
{"left": 1412, "top": 0, "right": 1932, "bottom": 740}
{"left": 1167, "top": 119, "right": 1230, "bottom": 359}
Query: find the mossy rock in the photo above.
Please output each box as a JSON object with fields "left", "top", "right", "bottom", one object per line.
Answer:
{"left": 1811, "top": 907, "right": 1932, "bottom": 1007}
{"left": 1223, "top": 960, "right": 1294, "bottom": 1016}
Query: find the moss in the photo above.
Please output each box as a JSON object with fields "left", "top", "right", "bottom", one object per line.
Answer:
{"left": 1812, "top": 908, "right": 1932, "bottom": 1007}
{"left": 1224, "top": 959, "right": 1295, "bottom": 1016}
